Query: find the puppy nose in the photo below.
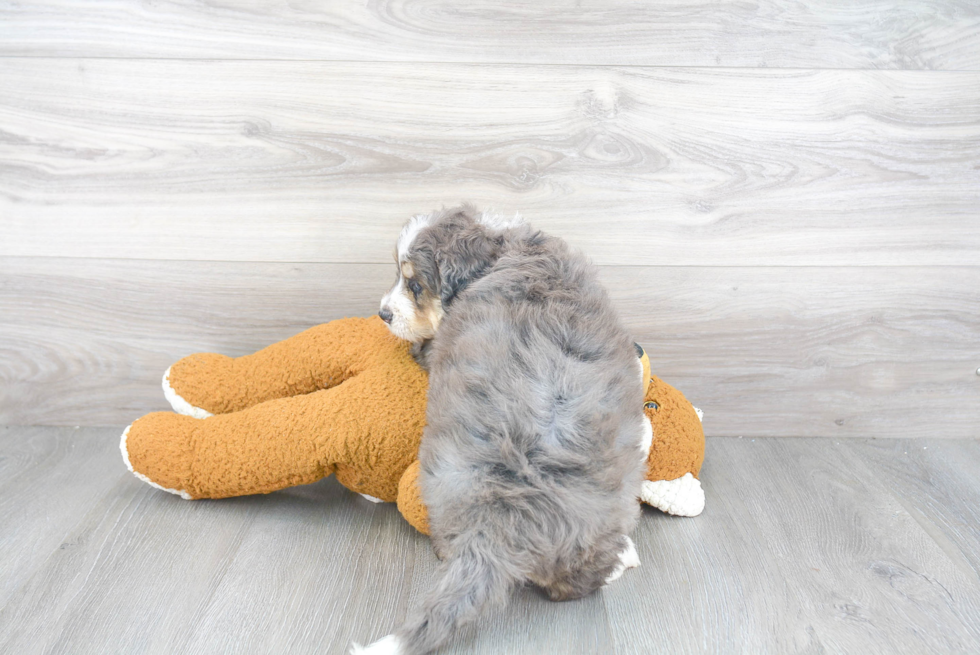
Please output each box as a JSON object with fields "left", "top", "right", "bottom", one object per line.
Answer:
{"left": 379, "top": 308, "right": 393, "bottom": 324}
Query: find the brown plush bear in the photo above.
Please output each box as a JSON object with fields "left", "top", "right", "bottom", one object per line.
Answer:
{"left": 121, "top": 316, "right": 704, "bottom": 534}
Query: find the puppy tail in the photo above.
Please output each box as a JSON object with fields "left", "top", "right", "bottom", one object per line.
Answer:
{"left": 356, "top": 532, "right": 518, "bottom": 655}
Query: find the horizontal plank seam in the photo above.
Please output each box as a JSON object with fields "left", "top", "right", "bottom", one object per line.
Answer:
{"left": 2, "top": 255, "right": 980, "bottom": 269}
{"left": 0, "top": 56, "right": 978, "bottom": 73}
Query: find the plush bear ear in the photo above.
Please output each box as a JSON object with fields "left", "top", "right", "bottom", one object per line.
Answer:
{"left": 635, "top": 343, "right": 652, "bottom": 397}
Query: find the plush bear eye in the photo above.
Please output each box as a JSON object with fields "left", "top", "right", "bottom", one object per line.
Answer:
{"left": 408, "top": 279, "right": 422, "bottom": 296}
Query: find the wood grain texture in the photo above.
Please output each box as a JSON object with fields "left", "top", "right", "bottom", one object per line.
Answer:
{"left": 0, "top": 444, "right": 383, "bottom": 652}
{"left": 3, "top": 60, "right": 979, "bottom": 266}
{"left": 2, "top": 257, "right": 978, "bottom": 437}
{"left": 619, "top": 437, "right": 980, "bottom": 653}
{"left": 0, "top": 427, "right": 124, "bottom": 608}
{"left": 848, "top": 439, "right": 980, "bottom": 585}
{"left": 605, "top": 437, "right": 980, "bottom": 653}
{"left": 4, "top": 428, "right": 980, "bottom": 654}
{"left": 1, "top": 1, "right": 979, "bottom": 69}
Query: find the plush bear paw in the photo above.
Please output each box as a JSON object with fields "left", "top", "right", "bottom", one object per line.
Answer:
{"left": 604, "top": 535, "right": 640, "bottom": 585}
{"left": 640, "top": 472, "right": 704, "bottom": 517}
{"left": 162, "top": 366, "right": 213, "bottom": 419}
{"left": 119, "top": 423, "right": 193, "bottom": 500}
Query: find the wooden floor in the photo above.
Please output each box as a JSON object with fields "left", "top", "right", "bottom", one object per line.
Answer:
{"left": 2, "top": 425, "right": 979, "bottom": 654}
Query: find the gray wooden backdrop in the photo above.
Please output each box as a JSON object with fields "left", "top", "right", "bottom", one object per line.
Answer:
{"left": 1, "top": 1, "right": 978, "bottom": 437}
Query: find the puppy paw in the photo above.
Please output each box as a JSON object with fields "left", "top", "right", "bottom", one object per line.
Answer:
{"left": 350, "top": 634, "right": 402, "bottom": 655}
{"left": 604, "top": 535, "right": 640, "bottom": 584}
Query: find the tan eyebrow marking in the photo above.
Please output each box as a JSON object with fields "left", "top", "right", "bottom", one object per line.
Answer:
{"left": 401, "top": 261, "right": 415, "bottom": 278}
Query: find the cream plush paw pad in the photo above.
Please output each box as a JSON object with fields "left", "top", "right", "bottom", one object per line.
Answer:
{"left": 119, "top": 424, "right": 193, "bottom": 500}
{"left": 605, "top": 535, "right": 640, "bottom": 584}
{"left": 640, "top": 473, "right": 704, "bottom": 517}
{"left": 162, "top": 366, "right": 213, "bottom": 419}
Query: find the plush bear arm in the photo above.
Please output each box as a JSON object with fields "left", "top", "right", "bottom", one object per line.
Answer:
{"left": 166, "top": 316, "right": 391, "bottom": 415}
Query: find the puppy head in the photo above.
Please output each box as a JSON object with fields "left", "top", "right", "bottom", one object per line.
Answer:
{"left": 379, "top": 212, "right": 444, "bottom": 342}
{"left": 379, "top": 206, "right": 515, "bottom": 342}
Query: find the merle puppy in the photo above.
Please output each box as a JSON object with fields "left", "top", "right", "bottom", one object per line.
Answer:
{"left": 354, "top": 206, "right": 649, "bottom": 655}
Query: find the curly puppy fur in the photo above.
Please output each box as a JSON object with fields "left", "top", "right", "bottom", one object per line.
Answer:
{"left": 362, "top": 206, "right": 646, "bottom": 655}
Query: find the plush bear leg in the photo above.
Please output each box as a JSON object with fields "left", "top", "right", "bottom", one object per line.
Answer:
{"left": 122, "top": 406, "right": 336, "bottom": 500}
{"left": 165, "top": 316, "right": 403, "bottom": 415}
{"left": 124, "top": 365, "right": 425, "bottom": 502}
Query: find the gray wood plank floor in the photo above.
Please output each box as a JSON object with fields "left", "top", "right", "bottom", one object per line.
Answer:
{"left": 2, "top": 426, "right": 979, "bottom": 654}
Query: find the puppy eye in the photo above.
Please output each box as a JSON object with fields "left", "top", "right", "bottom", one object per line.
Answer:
{"left": 408, "top": 279, "right": 422, "bottom": 296}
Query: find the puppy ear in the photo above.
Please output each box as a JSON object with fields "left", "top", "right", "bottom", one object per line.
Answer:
{"left": 435, "top": 214, "right": 502, "bottom": 306}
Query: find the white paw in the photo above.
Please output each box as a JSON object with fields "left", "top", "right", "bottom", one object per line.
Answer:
{"left": 359, "top": 493, "right": 385, "bottom": 504}
{"left": 604, "top": 535, "right": 640, "bottom": 584}
{"left": 162, "top": 366, "right": 213, "bottom": 419}
{"left": 640, "top": 473, "right": 704, "bottom": 517}
{"left": 350, "top": 634, "right": 402, "bottom": 655}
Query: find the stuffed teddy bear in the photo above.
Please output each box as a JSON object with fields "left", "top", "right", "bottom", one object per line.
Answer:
{"left": 121, "top": 316, "right": 705, "bottom": 534}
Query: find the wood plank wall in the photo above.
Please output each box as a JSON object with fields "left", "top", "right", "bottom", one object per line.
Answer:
{"left": 1, "top": 2, "right": 978, "bottom": 436}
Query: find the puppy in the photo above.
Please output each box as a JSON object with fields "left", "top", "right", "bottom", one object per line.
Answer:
{"left": 355, "top": 206, "right": 647, "bottom": 655}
